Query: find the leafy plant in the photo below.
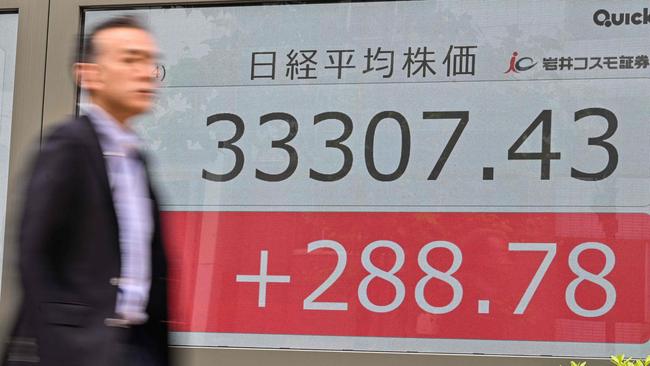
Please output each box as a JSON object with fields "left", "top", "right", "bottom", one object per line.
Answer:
{"left": 562, "top": 355, "right": 650, "bottom": 366}
{"left": 610, "top": 355, "right": 650, "bottom": 366}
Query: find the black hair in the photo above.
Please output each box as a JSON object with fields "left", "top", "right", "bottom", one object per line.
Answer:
{"left": 76, "top": 15, "right": 148, "bottom": 63}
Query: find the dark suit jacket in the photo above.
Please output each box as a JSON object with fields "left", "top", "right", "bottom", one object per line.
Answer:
{"left": 2, "top": 115, "right": 169, "bottom": 366}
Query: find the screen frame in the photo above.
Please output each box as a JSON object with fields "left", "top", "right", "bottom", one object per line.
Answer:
{"left": 41, "top": 1, "right": 622, "bottom": 365}
{"left": 0, "top": 0, "right": 52, "bottom": 348}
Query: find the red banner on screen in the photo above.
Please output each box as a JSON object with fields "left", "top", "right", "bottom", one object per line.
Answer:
{"left": 162, "top": 211, "right": 650, "bottom": 343}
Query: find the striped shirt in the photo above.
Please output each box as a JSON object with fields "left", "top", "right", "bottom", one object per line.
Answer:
{"left": 83, "top": 103, "right": 153, "bottom": 324}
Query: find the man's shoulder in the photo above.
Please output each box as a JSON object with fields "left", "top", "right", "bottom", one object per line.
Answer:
{"left": 27, "top": 116, "right": 95, "bottom": 175}
{"left": 36, "top": 116, "right": 100, "bottom": 162}
{"left": 42, "top": 115, "right": 93, "bottom": 146}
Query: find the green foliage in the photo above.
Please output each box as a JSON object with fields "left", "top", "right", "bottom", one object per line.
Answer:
{"left": 609, "top": 355, "right": 650, "bottom": 366}
{"left": 562, "top": 355, "right": 650, "bottom": 366}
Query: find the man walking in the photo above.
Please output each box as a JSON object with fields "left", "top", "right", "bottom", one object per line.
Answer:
{"left": 3, "top": 16, "right": 169, "bottom": 366}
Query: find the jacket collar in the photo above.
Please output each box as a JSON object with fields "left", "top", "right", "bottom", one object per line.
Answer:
{"left": 76, "top": 114, "right": 118, "bottom": 226}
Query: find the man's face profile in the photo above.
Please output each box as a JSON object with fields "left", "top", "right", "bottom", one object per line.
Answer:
{"left": 76, "top": 26, "right": 159, "bottom": 122}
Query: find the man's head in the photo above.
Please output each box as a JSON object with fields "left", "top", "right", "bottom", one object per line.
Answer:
{"left": 74, "top": 16, "right": 159, "bottom": 123}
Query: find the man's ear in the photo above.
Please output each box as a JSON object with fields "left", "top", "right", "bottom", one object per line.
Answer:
{"left": 73, "top": 62, "right": 101, "bottom": 92}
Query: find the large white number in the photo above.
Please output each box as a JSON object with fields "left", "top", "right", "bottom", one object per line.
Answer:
{"left": 358, "top": 240, "right": 405, "bottom": 313}
{"left": 565, "top": 242, "right": 616, "bottom": 317}
{"left": 302, "top": 239, "right": 616, "bottom": 317}
{"left": 303, "top": 240, "right": 348, "bottom": 311}
{"left": 509, "top": 243, "right": 557, "bottom": 314}
{"left": 415, "top": 241, "right": 463, "bottom": 314}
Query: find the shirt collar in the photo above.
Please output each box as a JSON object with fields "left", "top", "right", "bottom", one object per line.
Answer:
{"left": 81, "top": 103, "right": 142, "bottom": 155}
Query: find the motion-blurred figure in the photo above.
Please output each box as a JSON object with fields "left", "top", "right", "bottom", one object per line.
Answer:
{"left": 3, "top": 16, "right": 169, "bottom": 366}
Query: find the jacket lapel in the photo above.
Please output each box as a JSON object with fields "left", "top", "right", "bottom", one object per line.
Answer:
{"left": 76, "top": 115, "right": 118, "bottom": 227}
